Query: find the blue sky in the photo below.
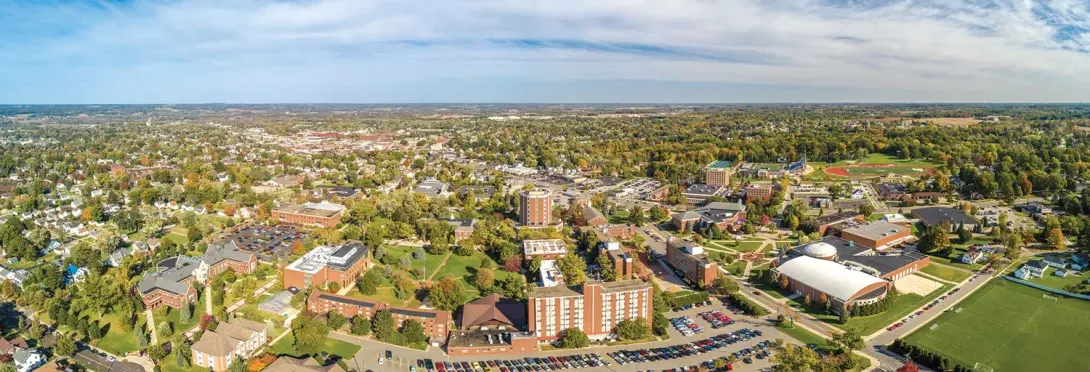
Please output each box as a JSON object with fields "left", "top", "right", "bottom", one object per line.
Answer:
{"left": 2, "top": 0, "right": 1090, "bottom": 103}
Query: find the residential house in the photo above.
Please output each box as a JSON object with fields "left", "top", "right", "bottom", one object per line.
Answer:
{"left": 1042, "top": 255, "right": 1068, "bottom": 269}
{"left": 13, "top": 348, "right": 44, "bottom": 372}
{"left": 1013, "top": 260, "right": 1048, "bottom": 279}
{"left": 106, "top": 247, "right": 132, "bottom": 267}
{"left": 0, "top": 266, "right": 30, "bottom": 288}
{"left": 960, "top": 248, "right": 984, "bottom": 265}
{"left": 1070, "top": 254, "right": 1089, "bottom": 271}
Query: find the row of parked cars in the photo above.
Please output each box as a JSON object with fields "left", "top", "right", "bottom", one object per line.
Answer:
{"left": 424, "top": 354, "right": 611, "bottom": 372}
{"left": 698, "top": 309, "right": 735, "bottom": 329}
{"left": 888, "top": 289, "right": 955, "bottom": 331}
{"left": 607, "top": 328, "right": 765, "bottom": 366}
{"left": 671, "top": 316, "right": 705, "bottom": 336}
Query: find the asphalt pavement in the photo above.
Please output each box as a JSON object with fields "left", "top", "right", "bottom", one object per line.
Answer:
{"left": 344, "top": 299, "right": 800, "bottom": 372}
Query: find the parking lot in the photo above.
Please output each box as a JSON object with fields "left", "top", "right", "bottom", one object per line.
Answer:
{"left": 380, "top": 301, "right": 783, "bottom": 372}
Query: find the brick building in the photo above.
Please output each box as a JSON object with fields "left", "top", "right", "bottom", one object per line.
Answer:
{"left": 582, "top": 206, "right": 608, "bottom": 227}
{"left": 307, "top": 291, "right": 451, "bottom": 346}
{"left": 664, "top": 238, "right": 718, "bottom": 288}
{"left": 446, "top": 219, "right": 477, "bottom": 242}
{"left": 705, "top": 160, "right": 735, "bottom": 187}
{"left": 272, "top": 201, "right": 345, "bottom": 228}
{"left": 671, "top": 201, "right": 746, "bottom": 233}
{"left": 519, "top": 190, "right": 553, "bottom": 227}
{"left": 137, "top": 243, "right": 256, "bottom": 309}
{"left": 837, "top": 221, "right": 913, "bottom": 251}
{"left": 283, "top": 243, "right": 369, "bottom": 290}
{"left": 528, "top": 279, "right": 653, "bottom": 341}
{"left": 601, "top": 241, "right": 634, "bottom": 279}
{"left": 745, "top": 183, "right": 774, "bottom": 202}
{"left": 447, "top": 330, "right": 539, "bottom": 355}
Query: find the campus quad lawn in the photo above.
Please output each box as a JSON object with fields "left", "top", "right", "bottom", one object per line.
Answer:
{"left": 904, "top": 280, "right": 1090, "bottom": 372}
{"left": 272, "top": 332, "right": 361, "bottom": 359}
{"left": 382, "top": 245, "right": 448, "bottom": 276}
{"left": 430, "top": 251, "right": 509, "bottom": 282}
{"left": 796, "top": 281, "right": 952, "bottom": 335}
{"left": 711, "top": 240, "right": 765, "bottom": 253}
{"left": 919, "top": 263, "right": 972, "bottom": 283}
{"left": 725, "top": 261, "right": 747, "bottom": 276}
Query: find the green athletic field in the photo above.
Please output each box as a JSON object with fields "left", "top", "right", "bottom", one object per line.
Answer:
{"left": 903, "top": 280, "right": 1090, "bottom": 371}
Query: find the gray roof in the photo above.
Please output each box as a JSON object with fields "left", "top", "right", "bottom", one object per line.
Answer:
{"left": 913, "top": 207, "right": 978, "bottom": 227}
{"left": 138, "top": 255, "right": 202, "bottom": 295}
{"left": 1025, "top": 260, "right": 1048, "bottom": 270}
{"left": 840, "top": 221, "right": 908, "bottom": 241}
{"left": 583, "top": 206, "right": 606, "bottom": 221}
{"left": 788, "top": 236, "right": 927, "bottom": 277}
{"left": 681, "top": 184, "right": 724, "bottom": 197}
{"left": 675, "top": 201, "right": 746, "bottom": 225}
{"left": 203, "top": 241, "right": 254, "bottom": 266}
{"left": 13, "top": 349, "right": 39, "bottom": 364}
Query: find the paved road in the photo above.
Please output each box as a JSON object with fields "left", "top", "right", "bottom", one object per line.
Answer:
{"left": 344, "top": 300, "right": 801, "bottom": 372}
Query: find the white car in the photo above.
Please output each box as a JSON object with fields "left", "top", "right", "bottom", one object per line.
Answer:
{"left": 379, "top": 357, "right": 385, "bottom": 365}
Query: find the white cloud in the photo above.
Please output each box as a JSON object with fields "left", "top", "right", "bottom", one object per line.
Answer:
{"left": 2, "top": 0, "right": 1090, "bottom": 102}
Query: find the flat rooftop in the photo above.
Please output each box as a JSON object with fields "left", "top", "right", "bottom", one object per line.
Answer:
{"left": 598, "top": 278, "right": 650, "bottom": 293}
{"left": 681, "top": 184, "right": 724, "bottom": 197}
{"left": 523, "top": 239, "right": 567, "bottom": 256}
{"left": 447, "top": 330, "right": 534, "bottom": 348}
{"left": 529, "top": 285, "right": 582, "bottom": 299}
{"left": 275, "top": 201, "right": 345, "bottom": 218}
{"left": 841, "top": 221, "right": 909, "bottom": 241}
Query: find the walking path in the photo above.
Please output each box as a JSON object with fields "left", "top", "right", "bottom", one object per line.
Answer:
{"left": 425, "top": 252, "right": 454, "bottom": 282}
{"left": 144, "top": 309, "right": 158, "bottom": 345}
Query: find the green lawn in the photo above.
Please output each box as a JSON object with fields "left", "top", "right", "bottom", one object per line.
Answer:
{"left": 344, "top": 286, "right": 420, "bottom": 308}
{"left": 431, "top": 251, "right": 506, "bottom": 282}
{"left": 382, "top": 245, "right": 449, "bottom": 277}
{"left": 747, "top": 269, "right": 791, "bottom": 299}
{"left": 5, "top": 257, "right": 40, "bottom": 270}
{"left": 162, "top": 291, "right": 207, "bottom": 335}
{"left": 725, "top": 261, "right": 747, "bottom": 276}
{"left": 90, "top": 312, "right": 148, "bottom": 355}
{"left": 903, "top": 280, "right": 1090, "bottom": 372}
{"left": 272, "top": 332, "right": 361, "bottom": 359}
{"left": 161, "top": 351, "right": 209, "bottom": 372}
{"left": 1025, "top": 265, "right": 1089, "bottom": 292}
{"left": 711, "top": 240, "right": 765, "bottom": 253}
{"left": 774, "top": 324, "right": 871, "bottom": 371}
{"left": 794, "top": 282, "right": 951, "bottom": 335}
{"left": 828, "top": 153, "right": 937, "bottom": 167}
{"left": 920, "top": 263, "right": 972, "bottom": 283}
{"left": 923, "top": 246, "right": 984, "bottom": 271}
{"left": 163, "top": 232, "right": 189, "bottom": 246}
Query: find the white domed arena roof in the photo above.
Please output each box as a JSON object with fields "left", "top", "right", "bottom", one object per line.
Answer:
{"left": 802, "top": 242, "right": 838, "bottom": 258}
